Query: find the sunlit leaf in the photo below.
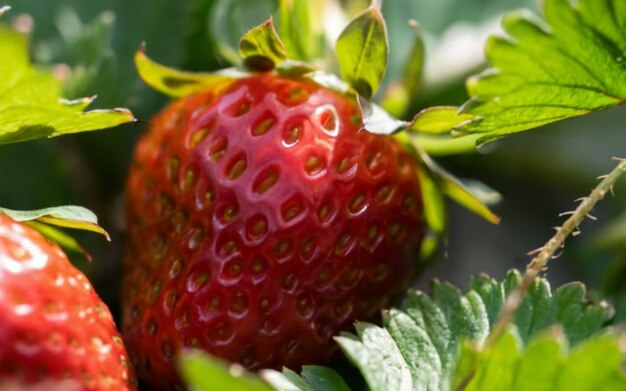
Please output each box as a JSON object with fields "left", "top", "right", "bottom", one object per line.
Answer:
{"left": 458, "top": 0, "right": 626, "bottom": 145}
{"left": 403, "top": 20, "right": 425, "bottom": 110}
{"left": 135, "top": 45, "right": 241, "bottom": 98}
{"left": 336, "top": 5, "right": 388, "bottom": 98}
{"left": 0, "top": 23, "right": 133, "bottom": 145}
{"left": 278, "top": 0, "right": 323, "bottom": 62}
{"left": 410, "top": 106, "right": 478, "bottom": 134}
{"left": 0, "top": 205, "right": 110, "bottom": 240}
{"left": 239, "top": 18, "right": 287, "bottom": 71}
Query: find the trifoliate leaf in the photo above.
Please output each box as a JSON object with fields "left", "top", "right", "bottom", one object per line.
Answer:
{"left": 328, "top": 270, "right": 613, "bottom": 391}
{"left": 456, "top": 0, "right": 626, "bottom": 145}
{"left": 404, "top": 0, "right": 626, "bottom": 151}
{"left": 135, "top": 45, "right": 242, "bottom": 98}
{"left": 336, "top": 5, "right": 388, "bottom": 98}
{"left": 179, "top": 271, "right": 617, "bottom": 391}
{"left": 179, "top": 350, "right": 273, "bottom": 391}
{"left": 0, "top": 206, "right": 110, "bottom": 240}
{"left": 239, "top": 18, "right": 287, "bottom": 71}
{"left": 455, "top": 328, "right": 626, "bottom": 391}
{"left": 0, "top": 23, "right": 133, "bottom": 145}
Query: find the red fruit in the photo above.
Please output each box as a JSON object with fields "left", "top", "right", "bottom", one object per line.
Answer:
{"left": 0, "top": 214, "right": 135, "bottom": 390}
{"left": 122, "top": 73, "right": 424, "bottom": 388}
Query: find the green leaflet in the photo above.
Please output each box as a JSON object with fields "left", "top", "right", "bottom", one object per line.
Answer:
{"left": 0, "top": 23, "right": 133, "bottom": 145}
{"left": 400, "top": 0, "right": 626, "bottom": 152}
{"left": 205, "top": 0, "right": 277, "bottom": 65}
{"left": 457, "top": 0, "right": 626, "bottom": 144}
{"left": 456, "top": 329, "right": 626, "bottom": 391}
{"left": 416, "top": 148, "right": 501, "bottom": 225}
{"left": 262, "top": 366, "right": 351, "bottom": 391}
{"left": 409, "top": 107, "right": 477, "bottom": 134}
{"left": 239, "top": 18, "right": 288, "bottom": 71}
{"left": 336, "top": 6, "right": 388, "bottom": 99}
{"left": 179, "top": 271, "right": 618, "bottom": 391}
{"left": 134, "top": 45, "right": 241, "bottom": 98}
{"left": 402, "top": 21, "right": 425, "bottom": 112}
{"left": 278, "top": 0, "right": 323, "bottom": 62}
{"left": 335, "top": 323, "right": 413, "bottom": 391}
{"left": 179, "top": 351, "right": 273, "bottom": 391}
{"left": 0, "top": 206, "right": 110, "bottom": 240}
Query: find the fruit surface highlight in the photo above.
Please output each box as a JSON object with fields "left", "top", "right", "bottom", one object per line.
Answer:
{"left": 0, "top": 214, "right": 135, "bottom": 390}
{"left": 122, "top": 73, "right": 424, "bottom": 388}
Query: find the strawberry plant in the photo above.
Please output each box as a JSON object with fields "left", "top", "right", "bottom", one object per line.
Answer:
{"left": 1, "top": 0, "right": 625, "bottom": 390}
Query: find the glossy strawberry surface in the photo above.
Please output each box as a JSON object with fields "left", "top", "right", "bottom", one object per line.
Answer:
{"left": 0, "top": 214, "right": 135, "bottom": 390}
{"left": 123, "top": 73, "right": 424, "bottom": 389}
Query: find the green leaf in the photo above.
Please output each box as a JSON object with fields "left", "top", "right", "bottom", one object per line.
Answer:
{"left": 455, "top": 0, "right": 626, "bottom": 144}
{"left": 239, "top": 18, "right": 287, "bottom": 71}
{"left": 402, "top": 20, "right": 425, "bottom": 112}
{"left": 179, "top": 350, "right": 274, "bottom": 391}
{"left": 416, "top": 167, "right": 446, "bottom": 260}
{"left": 335, "top": 323, "right": 413, "bottom": 391}
{"left": 262, "top": 366, "right": 351, "bottom": 391}
{"left": 456, "top": 328, "right": 626, "bottom": 390}
{"left": 409, "top": 107, "right": 478, "bottom": 134}
{"left": 417, "top": 149, "right": 501, "bottom": 224}
{"left": 336, "top": 5, "right": 388, "bottom": 98}
{"left": 278, "top": 0, "right": 323, "bottom": 62}
{"left": 178, "top": 271, "right": 617, "bottom": 391}
{"left": 206, "top": 0, "right": 277, "bottom": 65}
{"left": 0, "top": 23, "right": 133, "bottom": 145}
{"left": 329, "top": 270, "right": 613, "bottom": 391}
{"left": 24, "top": 221, "right": 91, "bottom": 261}
{"left": 0, "top": 206, "right": 110, "bottom": 240}
{"left": 135, "top": 45, "right": 241, "bottom": 98}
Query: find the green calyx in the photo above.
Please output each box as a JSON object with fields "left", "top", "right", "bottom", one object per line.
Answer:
{"left": 0, "top": 206, "right": 111, "bottom": 260}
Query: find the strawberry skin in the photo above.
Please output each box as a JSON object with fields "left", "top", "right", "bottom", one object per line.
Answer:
{"left": 123, "top": 73, "right": 424, "bottom": 388}
{"left": 0, "top": 214, "right": 135, "bottom": 390}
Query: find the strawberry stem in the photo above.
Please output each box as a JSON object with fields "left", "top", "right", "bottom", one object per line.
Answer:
{"left": 488, "top": 157, "right": 626, "bottom": 346}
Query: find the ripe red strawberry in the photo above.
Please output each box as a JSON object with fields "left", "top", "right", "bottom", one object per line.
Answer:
{"left": 122, "top": 73, "right": 424, "bottom": 388}
{"left": 0, "top": 214, "right": 135, "bottom": 390}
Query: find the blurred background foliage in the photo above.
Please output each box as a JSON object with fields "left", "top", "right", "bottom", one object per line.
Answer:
{"left": 1, "top": 0, "right": 625, "bottom": 321}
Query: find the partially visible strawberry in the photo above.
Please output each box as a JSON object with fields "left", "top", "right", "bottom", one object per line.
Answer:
{"left": 0, "top": 214, "right": 135, "bottom": 390}
{"left": 122, "top": 73, "right": 425, "bottom": 388}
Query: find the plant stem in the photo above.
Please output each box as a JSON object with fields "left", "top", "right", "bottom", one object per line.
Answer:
{"left": 485, "top": 157, "right": 626, "bottom": 348}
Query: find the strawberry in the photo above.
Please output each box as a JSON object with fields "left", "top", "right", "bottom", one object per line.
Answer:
{"left": 0, "top": 214, "right": 135, "bottom": 390}
{"left": 122, "top": 73, "right": 425, "bottom": 388}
